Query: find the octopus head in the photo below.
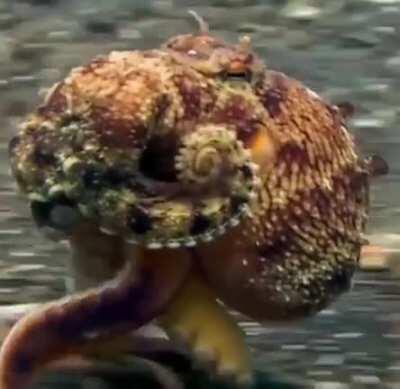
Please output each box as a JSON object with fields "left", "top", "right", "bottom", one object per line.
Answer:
{"left": 163, "top": 12, "right": 265, "bottom": 83}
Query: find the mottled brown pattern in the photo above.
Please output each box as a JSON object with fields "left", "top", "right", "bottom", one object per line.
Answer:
{"left": 260, "top": 87, "right": 284, "bottom": 118}
{"left": 213, "top": 93, "right": 264, "bottom": 144}
{"left": 3, "top": 27, "right": 374, "bottom": 388}
{"left": 197, "top": 61, "right": 369, "bottom": 322}
{"left": 173, "top": 74, "right": 216, "bottom": 121}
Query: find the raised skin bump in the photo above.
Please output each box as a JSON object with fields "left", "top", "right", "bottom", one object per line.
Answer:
{"left": 0, "top": 245, "right": 190, "bottom": 388}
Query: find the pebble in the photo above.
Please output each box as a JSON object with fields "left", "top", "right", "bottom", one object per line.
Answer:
{"left": 280, "top": 0, "right": 321, "bottom": 20}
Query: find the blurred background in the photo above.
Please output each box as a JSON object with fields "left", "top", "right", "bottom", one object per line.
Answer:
{"left": 0, "top": 0, "right": 400, "bottom": 388}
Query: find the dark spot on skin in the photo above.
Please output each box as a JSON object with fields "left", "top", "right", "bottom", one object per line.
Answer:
{"left": 236, "top": 120, "right": 261, "bottom": 145}
{"left": 8, "top": 136, "right": 20, "bottom": 159}
{"left": 190, "top": 214, "right": 211, "bottom": 235}
{"left": 32, "top": 146, "right": 57, "bottom": 167}
{"left": 103, "top": 168, "right": 133, "bottom": 186}
{"left": 82, "top": 166, "right": 134, "bottom": 188}
{"left": 241, "top": 164, "right": 253, "bottom": 179}
{"left": 83, "top": 167, "right": 104, "bottom": 189}
{"left": 262, "top": 88, "right": 283, "bottom": 118}
{"left": 214, "top": 95, "right": 261, "bottom": 144}
{"left": 278, "top": 142, "right": 310, "bottom": 166}
{"left": 257, "top": 239, "right": 290, "bottom": 265}
{"left": 129, "top": 206, "right": 152, "bottom": 234}
{"left": 254, "top": 71, "right": 289, "bottom": 120}
{"left": 230, "top": 194, "right": 248, "bottom": 213}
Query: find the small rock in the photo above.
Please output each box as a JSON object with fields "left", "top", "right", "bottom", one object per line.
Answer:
{"left": 281, "top": 0, "right": 321, "bottom": 20}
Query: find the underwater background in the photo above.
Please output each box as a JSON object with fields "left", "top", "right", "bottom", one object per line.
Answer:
{"left": 0, "top": 0, "right": 400, "bottom": 388}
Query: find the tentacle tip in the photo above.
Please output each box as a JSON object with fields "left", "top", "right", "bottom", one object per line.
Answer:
{"left": 188, "top": 10, "right": 209, "bottom": 35}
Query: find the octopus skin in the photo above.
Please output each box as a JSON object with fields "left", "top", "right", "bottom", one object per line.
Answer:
{"left": 1, "top": 16, "right": 377, "bottom": 388}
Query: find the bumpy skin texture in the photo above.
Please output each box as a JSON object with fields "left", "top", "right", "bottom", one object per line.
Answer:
{"left": 3, "top": 28, "right": 370, "bottom": 388}
{"left": 197, "top": 70, "right": 369, "bottom": 321}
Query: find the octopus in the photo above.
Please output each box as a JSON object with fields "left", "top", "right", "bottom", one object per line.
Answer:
{"left": 0, "top": 13, "right": 387, "bottom": 389}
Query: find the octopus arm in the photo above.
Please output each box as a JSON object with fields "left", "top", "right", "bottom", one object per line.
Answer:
{"left": 0, "top": 247, "right": 190, "bottom": 388}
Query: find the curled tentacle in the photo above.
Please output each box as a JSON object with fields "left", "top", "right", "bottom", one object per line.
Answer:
{"left": 0, "top": 247, "right": 190, "bottom": 388}
{"left": 172, "top": 124, "right": 259, "bottom": 242}
{"left": 188, "top": 10, "right": 209, "bottom": 35}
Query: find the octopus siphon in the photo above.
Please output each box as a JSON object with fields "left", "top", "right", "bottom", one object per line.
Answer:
{"left": 0, "top": 13, "right": 387, "bottom": 389}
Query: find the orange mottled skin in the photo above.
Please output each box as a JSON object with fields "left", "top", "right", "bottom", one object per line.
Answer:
{"left": 3, "top": 26, "right": 372, "bottom": 388}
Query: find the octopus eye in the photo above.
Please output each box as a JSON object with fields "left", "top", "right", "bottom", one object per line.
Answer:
{"left": 220, "top": 69, "right": 252, "bottom": 83}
